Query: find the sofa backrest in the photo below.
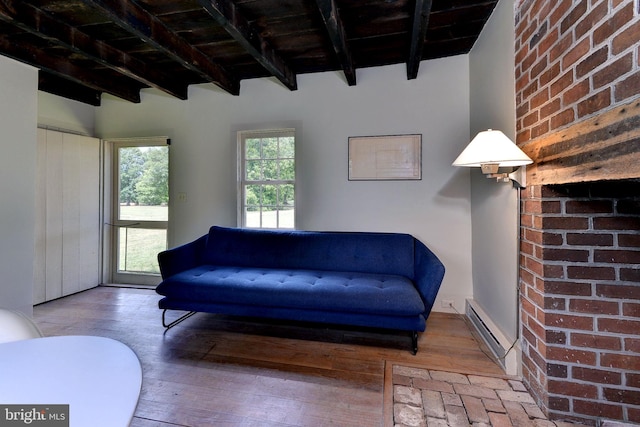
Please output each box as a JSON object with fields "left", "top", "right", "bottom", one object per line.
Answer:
{"left": 204, "top": 226, "right": 415, "bottom": 278}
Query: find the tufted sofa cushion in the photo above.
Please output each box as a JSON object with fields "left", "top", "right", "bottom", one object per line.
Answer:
{"left": 155, "top": 265, "right": 425, "bottom": 316}
{"left": 202, "top": 226, "right": 416, "bottom": 278}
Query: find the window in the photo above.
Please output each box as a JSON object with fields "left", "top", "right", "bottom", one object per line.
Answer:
{"left": 239, "top": 129, "right": 295, "bottom": 229}
{"left": 108, "top": 138, "right": 169, "bottom": 286}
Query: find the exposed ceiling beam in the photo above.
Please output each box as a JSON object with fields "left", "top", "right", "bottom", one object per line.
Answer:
{"left": 196, "top": 0, "right": 297, "bottom": 91}
{"left": 0, "top": 0, "right": 496, "bottom": 104}
{"left": 81, "top": 0, "right": 240, "bottom": 95}
{"left": 314, "top": 0, "right": 356, "bottom": 86}
{"left": 407, "top": 0, "right": 433, "bottom": 79}
{"left": 0, "top": 0, "right": 189, "bottom": 100}
{"left": 39, "top": 72, "right": 102, "bottom": 106}
{"left": 0, "top": 34, "right": 141, "bottom": 103}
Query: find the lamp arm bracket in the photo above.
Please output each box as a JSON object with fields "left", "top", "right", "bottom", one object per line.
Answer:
{"left": 486, "top": 166, "right": 526, "bottom": 188}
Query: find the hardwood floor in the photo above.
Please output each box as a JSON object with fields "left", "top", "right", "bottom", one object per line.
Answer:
{"left": 32, "top": 286, "right": 505, "bottom": 427}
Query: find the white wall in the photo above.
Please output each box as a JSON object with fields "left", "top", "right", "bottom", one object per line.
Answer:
{"left": 0, "top": 56, "right": 38, "bottom": 315}
{"left": 96, "top": 57, "right": 474, "bottom": 312}
{"left": 469, "top": 0, "right": 519, "bottom": 341}
{"left": 38, "top": 92, "right": 97, "bottom": 136}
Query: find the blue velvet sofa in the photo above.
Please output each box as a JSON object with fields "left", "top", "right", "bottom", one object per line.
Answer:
{"left": 156, "top": 226, "right": 445, "bottom": 353}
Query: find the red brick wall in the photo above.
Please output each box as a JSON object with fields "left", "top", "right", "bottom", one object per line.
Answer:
{"left": 515, "top": 0, "right": 640, "bottom": 144}
{"left": 520, "top": 182, "right": 640, "bottom": 424}
{"left": 515, "top": 0, "right": 640, "bottom": 424}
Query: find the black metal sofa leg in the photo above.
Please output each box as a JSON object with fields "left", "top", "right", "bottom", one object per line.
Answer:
{"left": 411, "top": 331, "right": 418, "bottom": 355}
{"left": 162, "top": 309, "right": 196, "bottom": 330}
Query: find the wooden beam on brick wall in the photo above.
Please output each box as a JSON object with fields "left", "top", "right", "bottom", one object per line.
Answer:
{"left": 523, "top": 99, "right": 640, "bottom": 186}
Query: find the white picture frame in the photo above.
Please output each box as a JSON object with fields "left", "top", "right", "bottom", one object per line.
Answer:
{"left": 348, "top": 134, "right": 422, "bottom": 180}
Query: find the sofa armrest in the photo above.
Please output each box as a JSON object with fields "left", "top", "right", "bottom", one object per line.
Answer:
{"left": 157, "top": 234, "right": 208, "bottom": 279}
{"left": 413, "top": 239, "right": 446, "bottom": 314}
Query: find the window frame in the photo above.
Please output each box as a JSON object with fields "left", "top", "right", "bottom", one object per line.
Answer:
{"left": 237, "top": 128, "right": 296, "bottom": 229}
{"left": 107, "top": 137, "right": 170, "bottom": 286}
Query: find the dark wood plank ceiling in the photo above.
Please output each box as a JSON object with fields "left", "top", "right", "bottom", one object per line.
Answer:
{"left": 0, "top": 0, "right": 498, "bottom": 105}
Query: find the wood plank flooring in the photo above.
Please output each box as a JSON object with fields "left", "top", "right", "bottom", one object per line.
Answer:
{"left": 32, "top": 286, "right": 505, "bottom": 427}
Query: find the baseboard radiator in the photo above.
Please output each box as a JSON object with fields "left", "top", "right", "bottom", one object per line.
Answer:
{"left": 465, "top": 299, "right": 511, "bottom": 370}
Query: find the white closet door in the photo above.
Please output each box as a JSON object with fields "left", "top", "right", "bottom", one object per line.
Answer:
{"left": 34, "top": 129, "right": 100, "bottom": 304}
{"left": 77, "top": 135, "right": 101, "bottom": 292}
{"left": 62, "top": 133, "right": 100, "bottom": 295}
{"left": 45, "top": 130, "right": 64, "bottom": 301}
{"left": 62, "top": 133, "right": 81, "bottom": 295}
{"left": 61, "top": 133, "right": 101, "bottom": 296}
{"left": 33, "top": 129, "right": 48, "bottom": 305}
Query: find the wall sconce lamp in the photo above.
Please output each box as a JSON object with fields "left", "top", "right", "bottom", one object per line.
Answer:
{"left": 452, "top": 129, "right": 533, "bottom": 188}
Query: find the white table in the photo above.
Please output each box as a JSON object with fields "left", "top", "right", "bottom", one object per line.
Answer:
{"left": 0, "top": 335, "right": 142, "bottom": 427}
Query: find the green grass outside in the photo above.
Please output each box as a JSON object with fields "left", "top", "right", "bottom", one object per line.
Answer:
{"left": 120, "top": 204, "right": 168, "bottom": 221}
{"left": 118, "top": 205, "right": 168, "bottom": 274}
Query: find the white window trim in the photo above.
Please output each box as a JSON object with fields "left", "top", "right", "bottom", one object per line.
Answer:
{"left": 237, "top": 128, "right": 296, "bottom": 229}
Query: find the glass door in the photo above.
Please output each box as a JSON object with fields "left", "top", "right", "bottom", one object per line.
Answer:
{"left": 111, "top": 140, "right": 169, "bottom": 285}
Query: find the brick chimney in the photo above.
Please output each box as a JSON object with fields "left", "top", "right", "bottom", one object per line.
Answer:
{"left": 514, "top": 0, "right": 640, "bottom": 425}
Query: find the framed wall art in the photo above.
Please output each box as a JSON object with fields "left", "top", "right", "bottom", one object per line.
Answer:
{"left": 348, "top": 134, "right": 422, "bottom": 180}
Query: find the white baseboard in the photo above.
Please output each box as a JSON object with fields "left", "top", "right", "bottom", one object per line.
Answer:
{"left": 465, "top": 299, "right": 520, "bottom": 376}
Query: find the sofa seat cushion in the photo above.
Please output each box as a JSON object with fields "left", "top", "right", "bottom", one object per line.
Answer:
{"left": 156, "top": 265, "right": 425, "bottom": 316}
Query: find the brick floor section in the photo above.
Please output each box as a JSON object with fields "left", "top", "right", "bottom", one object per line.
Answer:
{"left": 392, "top": 365, "right": 584, "bottom": 427}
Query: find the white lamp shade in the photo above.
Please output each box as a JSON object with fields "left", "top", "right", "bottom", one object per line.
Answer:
{"left": 452, "top": 129, "right": 533, "bottom": 167}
